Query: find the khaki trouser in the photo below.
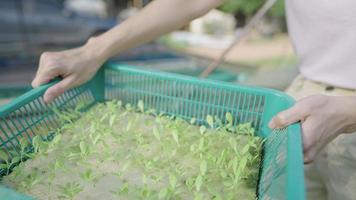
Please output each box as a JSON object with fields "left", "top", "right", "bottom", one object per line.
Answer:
{"left": 286, "top": 75, "right": 356, "bottom": 200}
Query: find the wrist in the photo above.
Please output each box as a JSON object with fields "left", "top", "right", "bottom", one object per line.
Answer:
{"left": 85, "top": 36, "right": 110, "bottom": 64}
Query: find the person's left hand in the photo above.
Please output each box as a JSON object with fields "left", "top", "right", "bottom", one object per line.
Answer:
{"left": 268, "top": 95, "right": 356, "bottom": 163}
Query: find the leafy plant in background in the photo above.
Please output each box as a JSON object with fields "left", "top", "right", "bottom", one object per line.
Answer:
{"left": 218, "top": 0, "right": 286, "bottom": 30}
{"left": 218, "top": 0, "right": 285, "bottom": 18}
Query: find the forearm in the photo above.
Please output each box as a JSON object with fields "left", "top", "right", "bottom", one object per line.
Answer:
{"left": 87, "top": 0, "right": 223, "bottom": 60}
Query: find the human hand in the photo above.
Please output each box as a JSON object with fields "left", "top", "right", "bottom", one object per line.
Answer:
{"left": 32, "top": 39, "right": 107, "bottom": 103}
{"left": 268, "top": 95, "right": 356, "bottom": 163}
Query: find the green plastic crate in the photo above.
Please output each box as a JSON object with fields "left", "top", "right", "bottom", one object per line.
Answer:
{"left": 0, "top": 63, "right": 305, "bottom": 200}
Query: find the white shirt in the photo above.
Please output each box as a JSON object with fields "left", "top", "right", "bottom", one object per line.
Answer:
{"left": 286, "top": 0, "right": 356, "bottom": 89}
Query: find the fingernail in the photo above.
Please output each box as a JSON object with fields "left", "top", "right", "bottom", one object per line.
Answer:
{"left": 44, "top": 94, "right": 53, "bottom": 103}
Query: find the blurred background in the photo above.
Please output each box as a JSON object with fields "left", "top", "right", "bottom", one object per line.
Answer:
{"left": 0, "top": 0, "right": 298, "bottom": 105}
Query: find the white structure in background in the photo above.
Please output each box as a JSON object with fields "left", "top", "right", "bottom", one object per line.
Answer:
{"left": 190, "top": 9, "right": 236, "bottom": 37}
{"left": 169, "top": 32, "right": 235, "bottom": 50}
{"left": 169, "top": 9, "right": 236, "bottom": 50}
{"left": 118, "top": 7, "right": 140, "bottom": 20}
{"left": 65, "top": 0, "right": 107, "bottom": 18}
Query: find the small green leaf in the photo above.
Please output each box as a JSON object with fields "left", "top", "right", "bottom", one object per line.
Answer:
{"left": 169, "top": 174, "right": 177, "bottom": 188}
{"left": 215, "top": 116, "right": 222, "bottom": 126}
{"left": 239, "top": 156, "right": 248, "bottom": 172}
{"left": 0, "top": 163, "right": 8, "bottom": 169}
{"left": 198, "top": 138, "right": 205, "bottom": 151}
{"left": 80, "top": 169, "right": 94, "bottom": 181}
{"left": 232, "top": 157, "right": 238, "bottom": 172}
{"left": 109, "top": 114, "right": 117, "bottom": 127}
{"left": 223, "top": 180, "right": 232, "bottom": 187}
{"left": 153, "top": 127, "right": 160, "bottom": 141}
{"left": 119, "top": 183, "right": 129, "bottom": 195}
{"left": 52, "top": 134, "right": 62, "bottom": 144}
{"left": 158, "top": 187, "right": 169, "bottom": 199}
{"left": 138, "top": 100, "right": 144, "bottom": 112}
{"left": 121, "top": 161, "right": 130, "bottom": 172}
{"left": 19, "top": 138, "right": 29, "bottom": 152}
{"left": 126, "top": 121, "right": 132, "bottom": 132}
{"left": 0, "top": 150, "right": 8, "bottom": 161}
{"left": 185, "top": 177, "right": 194, "bottom": 190}
{"left": 242, "top": 144, "right": 250, "bottom": 155}
{"left": 100, "top": 113, "right": 108, "bottom": 122}
{"left": 32, "top": 135, "right": 42, "bottom": 152}
{"left": 11, "top": 156, "right": 21, "bottom": 164}
{"left": 190, "top": 117, "right": 196, "bottom": 124}
{"left": 125, "top": 103, "right": 132, "bottom": 110}
{"left": 195, "top": 175, "right": 203, "bottom": 191}
{"left": 142, "top": 174, "right": 147, "bottom": 185}
{"left": 229, "top": 138, "right": 237, "bottom": 153}
{"left": 220, "top": 170, "right": 227, "bottom": 178}
{"left": 200, "top": 160, "right": 207, "bottom": 175}
{"left": 79, "top": 141, "right": 89, "bottom": 156}
{"left": 226, "top": 112, "right": 233, "bottom": 124}
{"left": 190, "top": 144, "right": 195, "bottom": 152}
{"left": 194, "top": 193, "right": 203, "bottom": 200}
{"left": 92, "top": 135, "right": 101, "bottom": 145}
{"left": 199, "top": 126, "right": 207, "bottom": 134}
{"left": 206, "top": 115, "right": 214, "bottom": 128}
{"left": 171, "top": 130, "right": 179, "bottom": 145}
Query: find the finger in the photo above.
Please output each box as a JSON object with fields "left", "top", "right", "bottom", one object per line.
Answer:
{"left": 43, "top": 76, "right": 75, "bottom": 103}
{"left": 304, "top": 149, "right": 317, "bottom": 164}
{"left": 32, "top": 65, "right": 60, "bottom": 88}
{"left": 32, "top": 75, "right": 54, "bottom": 88}
{"left": 32, "top": 52, "right": 59, "bottom": 88}
{"left": 300, "top": 119, "right": 316, "bottom": 164}
{"left": 268, "top": 103, "right": 309, "bottom": 129}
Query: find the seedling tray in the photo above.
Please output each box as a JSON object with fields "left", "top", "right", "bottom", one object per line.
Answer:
{"left": 0, "top": 63, "right": 305, "bottom": 199}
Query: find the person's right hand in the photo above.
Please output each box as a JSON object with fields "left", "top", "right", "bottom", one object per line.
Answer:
{"left": 32, "top": 40, "right": 107, "bottom": 103}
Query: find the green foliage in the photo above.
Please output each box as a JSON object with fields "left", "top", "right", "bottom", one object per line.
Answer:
{"left": 2, "top": 100, "right": 262, "bottom": 199}
{"left": 218, "top": 0, "right": 285, "bottom": 18}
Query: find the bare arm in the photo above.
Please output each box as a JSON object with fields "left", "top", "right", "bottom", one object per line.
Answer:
{"left": 32, "top": 0, "right": 224, "bottom": 103}
{"left": 95, "top": 0, "right": 224, "bottom": 59}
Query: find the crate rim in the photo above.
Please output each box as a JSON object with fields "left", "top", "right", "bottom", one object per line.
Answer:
{"left": 0, "top": 63, "right": 305, "bottom": 200}
{"left": 1, "top": 63, "right": 295, "bottom": 116}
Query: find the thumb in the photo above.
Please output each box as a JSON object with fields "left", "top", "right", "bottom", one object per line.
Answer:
{"left": 268, "top": 103, "right": 309, "bottom": 129}
{"left": 43, "top": 76, "right": 75, "bottom": 103}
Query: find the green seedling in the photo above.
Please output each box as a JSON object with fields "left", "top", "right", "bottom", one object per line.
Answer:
{"left": 0, "top": 150, "right": 10, "bottom": 174}
{"left": 195, "top": 174, "right": 203, "bottom": 192}
{"left": 190, "top": 117, "right": 197, "bottom": 125}
{"left": 17, "top": 168, "right": 43, "bottom": 191}
{"left": 207, "top": 115, "right": 214, "bottom": 128}
{"left": 80, "top": 169, "right": 97, "bottom": 183}
{"left": 138, "top": 100, "right": 144, "bottom": 113}
{"left": 79, "top": 141, "right": 90, "bottom": 157}
{"left": 58, "top": 182, "right": 83, "bottom": 200}
{"left": 199, "top": 125, "right": 207, "bottom": 134}
{"left": 171, "top": 130, "right": 179, "bottom": 145}
{"left": 3, "top": 100, "right": 262, "bottom": 200}
{"left": 158, "top": 187, "right": 170, "bottom": 200}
